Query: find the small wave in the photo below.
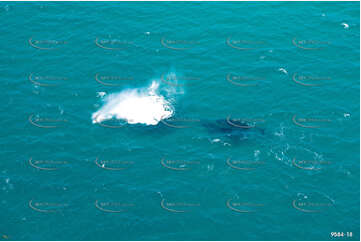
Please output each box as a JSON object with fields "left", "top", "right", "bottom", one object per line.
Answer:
{"left": 92, "top": 80, "right": 175, "bottom": 125}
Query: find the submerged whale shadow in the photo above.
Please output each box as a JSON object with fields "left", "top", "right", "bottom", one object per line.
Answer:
{"left": 101, "top": 118, "right": 265, "bottom": 144}
{"left": 199, "top": 118, "right": 265, "bottom": 143}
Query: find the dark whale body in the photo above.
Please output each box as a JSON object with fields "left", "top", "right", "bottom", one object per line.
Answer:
{"left": 200, "top": 118, "right": 265, "bottom": 141}
{"left": 129, "top": 117, "right": 264, "bottom": 143}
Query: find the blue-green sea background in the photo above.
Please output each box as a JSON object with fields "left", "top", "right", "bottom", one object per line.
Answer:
{"left": 0, "top": 1, "right": 359, "bottom": 241}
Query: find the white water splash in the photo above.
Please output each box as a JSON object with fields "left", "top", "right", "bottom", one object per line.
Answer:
{"left": 278, "top": 68, "right": 288, "bottom": 75}
{"left": 341, "top": 22, "right": 349, "bottom": 29}
{"left": 92, "top": 80, "right": 175, "bottom": 125}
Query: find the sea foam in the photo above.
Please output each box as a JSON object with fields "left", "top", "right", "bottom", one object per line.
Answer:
{"left": 92, "top": 80, "right": 175, "bottom": 125}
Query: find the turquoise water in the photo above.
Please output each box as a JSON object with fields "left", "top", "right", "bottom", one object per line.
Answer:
{"left": 0, "top": 1, "right": 359, "bottom": 241}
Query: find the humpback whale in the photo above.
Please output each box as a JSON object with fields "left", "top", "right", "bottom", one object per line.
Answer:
{"left": 200, "top": 118, "right": 265, "bottom": 142}
{"left": 156, "top": 117, "right": 265, "bottom": 143}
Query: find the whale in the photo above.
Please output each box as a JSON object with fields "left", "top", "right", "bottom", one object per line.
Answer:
{"left": 200, "top": 118, "right": 264, "bottom": 141}
{"left": 95, "top": 115, "right": 265, "bottom": 143}
{"left": 156, "top": 117, "right": 265, "bottom": 142}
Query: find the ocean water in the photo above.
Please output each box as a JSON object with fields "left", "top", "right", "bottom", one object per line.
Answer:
{"left": 0, "top": 1, "right": 359, "bottom": 241}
